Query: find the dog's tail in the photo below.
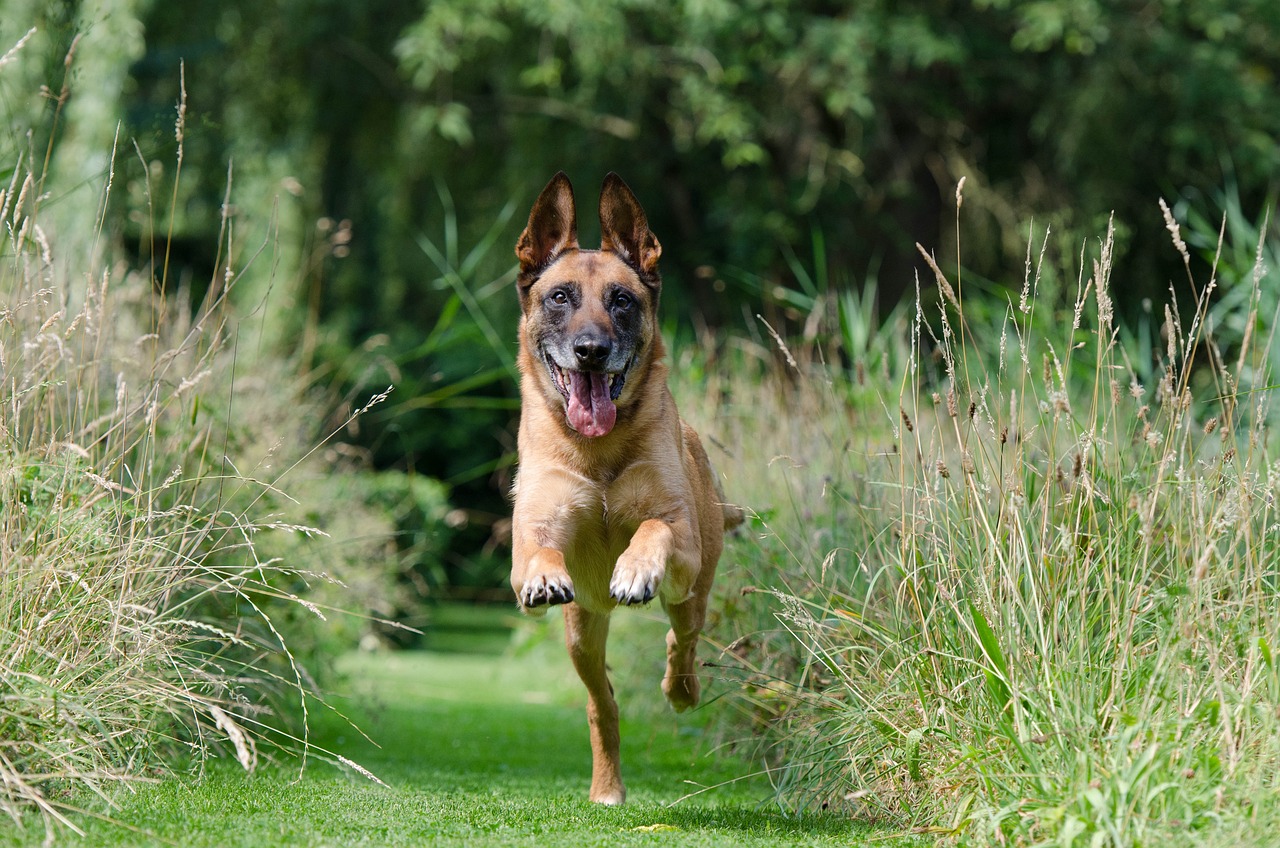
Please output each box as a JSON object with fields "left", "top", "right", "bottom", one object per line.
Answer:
{"left": 688, "top": 422, "right": 746, "bottom": 532}
{"left": 722, "top": 500, "right": 746, "bottom": 531}
{"left": 713, "top": 474, "right": 746, "bottom": 532}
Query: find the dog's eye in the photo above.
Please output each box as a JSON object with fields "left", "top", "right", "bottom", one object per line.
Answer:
{"left": 548, "top": 290, "right": 569, "bottom": 306}
{"left": 612, "top": 293, "right": 633, "bottom": 311}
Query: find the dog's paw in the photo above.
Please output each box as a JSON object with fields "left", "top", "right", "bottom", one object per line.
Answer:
{"left": 609, "top": 551, "right": 665, "bottom": 606}
{"left": 662, "top": 629, "right": 701, "bottom": 711}
{"left": 662, "top": 670, "right": 701, "bottom": 712}
{"left": 590, "top": 786, "right": 626, "bottom": 806}
{"left": 518, "top": 571, "right": 575, "bottom": 611}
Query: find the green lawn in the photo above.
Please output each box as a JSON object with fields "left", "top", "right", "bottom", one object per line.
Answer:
{"left": 3, "top": 609, "right": 898, "bottom": 847}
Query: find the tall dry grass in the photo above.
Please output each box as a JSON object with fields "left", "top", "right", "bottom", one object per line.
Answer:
{"left": 682, "top": 188, "right": 1280, "bottom": 845}
{"left": 0, "top": 39, "right": 393, "bottom": 839}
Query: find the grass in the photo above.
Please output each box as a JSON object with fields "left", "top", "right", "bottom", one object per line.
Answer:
{"left": 1, "top": 144, "right": 296, "bottom": 834}
{"left": 0, "top": 31, "right": 404, "bottom": 836}
{"left": 1, "top": 607, "right": 901, "bottom": 847}
{"left": 671, "top": 193, "right": 1280, "bottom": 845}
{"left": 7, "top": 23, "right": 1279, "bottom": 846}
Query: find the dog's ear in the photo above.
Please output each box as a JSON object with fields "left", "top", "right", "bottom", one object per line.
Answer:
{"left": 516, "top": 172, "right": 579, "bottom": 282}
{"left": 599, "top": 173, "right": 661, "bottom": 281}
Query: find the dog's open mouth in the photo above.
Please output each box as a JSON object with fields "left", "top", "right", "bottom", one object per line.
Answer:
{"left": 544, "top": 353, "right": 629, "bottom": 438}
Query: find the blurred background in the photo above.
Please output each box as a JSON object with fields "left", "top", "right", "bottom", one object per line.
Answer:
{"left": 3, "top": 0, "right": 1277, "bottom": 633}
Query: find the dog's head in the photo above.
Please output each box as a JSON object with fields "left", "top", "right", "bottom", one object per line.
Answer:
{"left": 515, "top": 172, "right": 662, "bottom": 439}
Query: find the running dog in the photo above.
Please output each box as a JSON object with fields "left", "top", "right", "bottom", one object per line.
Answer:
{"left": 509, "top": 172, "right": 742, "bottom": 804}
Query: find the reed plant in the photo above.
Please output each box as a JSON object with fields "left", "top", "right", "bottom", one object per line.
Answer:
{"left": 684, "top": 188, "right": 1280, "bottom": 845}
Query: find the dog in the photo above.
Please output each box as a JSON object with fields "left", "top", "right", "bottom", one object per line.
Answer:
{"left": 509, "top": 172, "right": 742, "bottom": 805}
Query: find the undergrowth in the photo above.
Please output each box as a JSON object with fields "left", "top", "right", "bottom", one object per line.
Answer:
{"left": 684, "top": 188, "right": 1280, "bottom": 846}
{"left": 0, "top": 35, "right": 395, "bottom": 840}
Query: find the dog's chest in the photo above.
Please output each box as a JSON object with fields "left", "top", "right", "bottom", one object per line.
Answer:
{"left": 559, "top": 486, "right": 644, "bottom": 611}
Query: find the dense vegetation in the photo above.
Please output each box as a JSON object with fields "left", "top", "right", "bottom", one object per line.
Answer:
{"left": 13, "top": 0, "right": 1280, "bottom": 596}
{"left": 667, "top": 198, "right": 1280, "bottom": 844}
{"left": 2, "top": 2, "right": 1279, "bottom": 844}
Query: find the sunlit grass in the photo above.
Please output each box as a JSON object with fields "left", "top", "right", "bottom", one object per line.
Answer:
{"left": 0, "top": 645, "right": 886, "bottom": 848}
{"left": 0, "top": 42, "right": 392, "bottom": 838}
{"left": 676, "top": 192, "right": 1280, "bottom": 846}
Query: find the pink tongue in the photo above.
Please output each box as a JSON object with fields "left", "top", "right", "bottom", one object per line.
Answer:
{"left": 566, "top": 371, "right": 617, "bottom": 437}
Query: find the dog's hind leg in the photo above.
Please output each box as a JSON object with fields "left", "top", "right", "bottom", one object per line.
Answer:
{"left": 660, "top": 594, "right": 706, "bottom": 712}
{"left": 563, "top": 604, "right": 625, "bottom": 804}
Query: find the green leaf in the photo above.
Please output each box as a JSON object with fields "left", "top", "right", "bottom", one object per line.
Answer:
{"left": 970, "top": 601, "right": 1012, "bottom": 709}
{"left": 870, "top": 718, "right": 899, "bottom": 741}
{"left": 905, "top": 727, "right": 925, "bottom": 781}
{"left": 969, "top": 601, "right": 1009, "bottom": 677}
{"left": 1195, "top": 700, "right": 1221, "bottom": 725}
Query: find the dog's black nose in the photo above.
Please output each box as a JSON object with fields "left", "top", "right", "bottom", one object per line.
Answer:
{"left": 573, "top": 335, "right": 612, "bottom": 369}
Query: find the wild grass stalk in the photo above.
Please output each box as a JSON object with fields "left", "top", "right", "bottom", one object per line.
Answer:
{"left": 686, "top": 191, "right": 1280, "bottom": 845}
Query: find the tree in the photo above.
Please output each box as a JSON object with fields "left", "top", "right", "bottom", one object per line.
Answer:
{"left": 396, "top": 0, "right": 1280, "bottom": 311}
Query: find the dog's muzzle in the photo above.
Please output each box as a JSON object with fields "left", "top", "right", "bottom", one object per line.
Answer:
{"left": 543, "top": 349, "right": 632, "bottom": 437}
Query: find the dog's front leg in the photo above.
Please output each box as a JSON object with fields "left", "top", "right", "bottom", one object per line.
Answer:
{"left": 610, "top": 516, "right": 699, "bottom": 606}
{"left": 511, "top": 542, "right": 575, "bottom": 614}
{"left": 510, "top": 472, "right": 584, "bottom": 614}
{"left": 510, "top": 528, "right": 574, "bottom": 616}
{"left": 512, "top": 468, "right": 586, "bottom": 614}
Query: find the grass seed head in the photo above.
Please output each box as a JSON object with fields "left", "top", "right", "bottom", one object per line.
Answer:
{"left": 1160, "top": 197, "right": 1191, "bottom": 266}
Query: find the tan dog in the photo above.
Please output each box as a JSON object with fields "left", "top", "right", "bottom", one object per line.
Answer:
{"left": 510, "top": 172, "right": 742, "bottom": 804}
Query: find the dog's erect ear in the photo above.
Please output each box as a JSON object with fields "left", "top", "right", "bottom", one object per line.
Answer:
{"left": 516, "top": 172, "right": 579, "bottom": 279}
{"left": 599, "top": 173, "right": 661, "bottom": 280}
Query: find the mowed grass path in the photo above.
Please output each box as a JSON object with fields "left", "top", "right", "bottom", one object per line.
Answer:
{"left": 3, "top": 608, "right": 894, "bottom": 847}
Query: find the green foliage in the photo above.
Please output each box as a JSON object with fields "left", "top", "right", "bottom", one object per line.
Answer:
{"left": 322, "top": 185, "right": 519, "bottom": 593}
{"left": 729, "top": 226, "right": 914, "bottom": 400}
{"left": 0, "top": 225, "right": 322, "bottom": 832}
{"left": 677, "top": 207, "right": 1280, "bottom": 844}
{"left": 1179, "top": 178, "right": 1280, "bottom": 386}
{"left": 64, "top": 0, "right": 1279, "bottom": 604}
{"left": 0, "top": 44, "right": 402, "bottom": 833}
{"left": 394, "top": 0, "right": 1280, "bottom": 305}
